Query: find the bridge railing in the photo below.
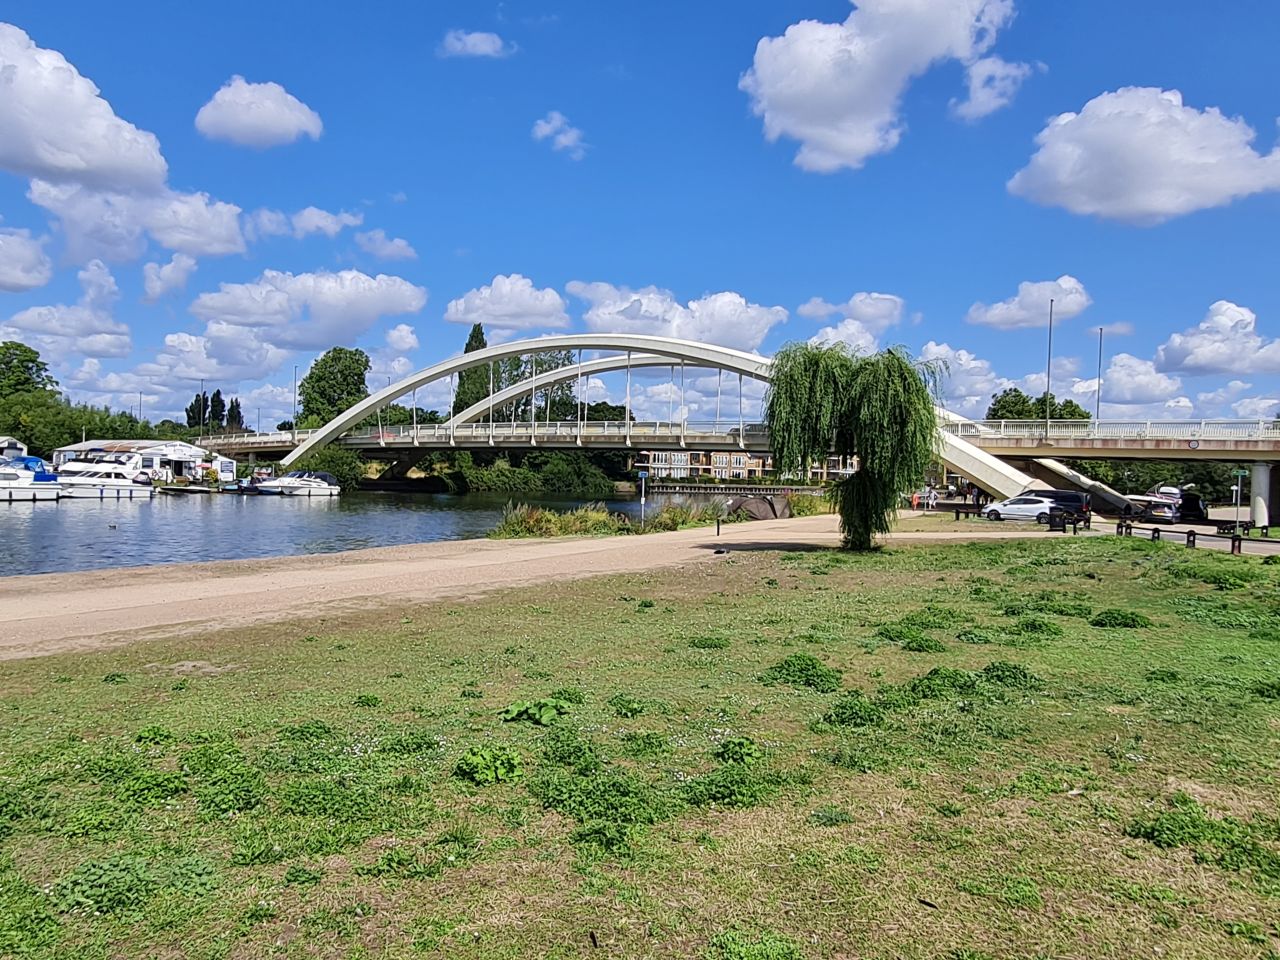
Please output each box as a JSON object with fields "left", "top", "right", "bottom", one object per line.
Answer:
{"left": 940, "top": 419, "right": 1280, "bottom": 441}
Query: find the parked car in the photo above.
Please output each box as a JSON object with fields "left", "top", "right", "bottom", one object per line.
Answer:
{"left": 984, "top": 495, "right": 1059, "bottom": 523}
{"left": 1027, "top": 488, "right": 1091, "bottom": 517}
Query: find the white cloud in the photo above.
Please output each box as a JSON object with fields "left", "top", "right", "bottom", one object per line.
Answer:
{"left": 1008, "top": 87, "right": 1280, "bottom": 223}
{"left": 0, "top": 23, "right": 167, "bottom": 192}
{"left": 532, "top": 111, "right": 586, "bottom": 160}
{"left": 0, "top": 228, "right": 52, "bottom": 291}
{"left": 135, "top": 325, "right": 290, "bottom": 385}
{"left": 289, "top": 206, "right": 362, "bottom": 239}
{"left": 244, "top": 208, "right": 290, "bottom": 240}
{"left": 739, "top": 0, "right": 1026, "bottom": 172}
{"left": 1, "top": 259, "right": 130, "bottom": 360}
{"left": 190, "top": 268, "right": 427, "bottom": 350}
{"left": 1232, "top": 396, "right": 1280, "bottom": 420}
{"left": 446, "top": 274, "right": 570, "bottom": 336}
{"left": 803, "top": 291, "right": 904, "bottom": 352}
{"left": 356, "top": 228, "right": 417, "bottom": 260}
{"left": 438, "top": 29, "right": 516, "bottom": 58}
{"left": 1155, "top": 301, "right": 1280, "bottom": 375}
{"left": 194, "top": 75, "right": 323, "bottom": 148}
{"left": 27, "top": 180, "right": 244, "bottom": 261}
{"left": 1071, "top": 353, "right": 1181, "bottom": 404}
{"left": 951, "top": 55, "right": 1033, "bottom": 121}
{"left": 568, "top": 281, "right": 786, "bottom": 353}
{"left": 1196, "top": 380, "right": 1251, "bottom": 408}
{"left": 385, "top": 323, "right": 419, "bottom": 352}
{"left": 966, "top": 275, "right": 1091, "bottom": 329}
{"left": 918, "top": 340, "right": 1012, "bottom": 417}
{"left": 142, "top": 253, "right": 197, "bottom": 301}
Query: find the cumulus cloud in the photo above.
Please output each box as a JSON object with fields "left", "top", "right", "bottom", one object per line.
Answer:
{"left": 918, "top": 340, "right": 1012, "bottom": 417}
{"left": 1196, "top": 380, "right": 1251, "bottom": 409}
{"left": 1, "top": 259, "right": 130, "bottom": 360}
{"left": 385, "top": 322, "right": 419, "bottom": 352}
{"left": 289, "top": 206, "right": 362, "bottom": 239}
{"left": 438, "top": 29, "right": 517, "bottom": 58}
{"left": 355, "top": 228, "right": 417, "bottom": 260}
{"left": 803, "top": 291, "right": 904, "bottom": 353}
{"left": 142, "top": 253, "right": 197, "bottom": 301}
{"left": 135, "top": 325, "right": 290, "bottom": 385}
{"left": 195, "top": 75, "right": 323, "bottom": 148}
{"left": 1232, "top": 396, "right": 1280, "bottom": 419}
{"left": 1071, "top": 353, "right": 1181, "bottom": 405}
{"left": 446, "top": 274, "right": 569, "bottom": 338}
{"left": 1155, "top": 301, "right": 1280, "bottom": 375}
{"left": 966, "top": 275, "right": 1091, "bottom": 329}
{"left": 951, "top": 55, "right": 1034, "bottom": 121}
{"left": 190, "top": 268, "right": 427, "bottom": 350}
{"left": 27, "top": 179, "right": 245, "bottom": 261}
{"left": 568, "top": 281, "right": 786, "bottom": 353}
{"left": 0, "top": 228, "right": 53, "bottom": 291}
{"left": 739, "top": 0, "right": 1027, "bottom": 172}
{"left": 532, "top": 111, "right": 586, "bottom": 160}
{"left": 1008, "top": 87, "right": 1280, "bottom": 223}
{"left": 0, "top": 23, "right": 167, "bottom": 192}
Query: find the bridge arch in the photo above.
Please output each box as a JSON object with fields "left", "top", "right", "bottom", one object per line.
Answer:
{"left": 282, "top": 333, "right": 1037, "bottom": 499}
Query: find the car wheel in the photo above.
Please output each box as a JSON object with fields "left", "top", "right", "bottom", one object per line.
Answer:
{"left": 1036, "top": 512, "right": 1049, "bottom": 524}
{"left": 986, "top": 510, "right": 1001, "bottom": 521}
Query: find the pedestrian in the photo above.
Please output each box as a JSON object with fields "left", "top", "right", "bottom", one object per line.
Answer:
{"left": 927, "top": 485, "right": 939, "bottom": 510}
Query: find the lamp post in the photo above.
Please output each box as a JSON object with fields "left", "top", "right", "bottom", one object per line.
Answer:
{"left": 1043, "top": 298, "right": 1054, "bottom": 440}
{"left": 199, "top": 377, "right": 205, "bottom": 441}
{"left": 1232, "top": 483, "right": 1241, "bottom": 536}
{"left": 1094, "top": 326, "right": 1103, "bottom": 421}
{"left": 291, "top": 365, "right": 299, "bottom": 443}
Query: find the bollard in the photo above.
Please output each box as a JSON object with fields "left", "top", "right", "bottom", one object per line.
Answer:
{"left": 1186, "top": 530, "right": 1196, "bottom": 549}
{"left": 1262, "top": 526, "right": 1270, "bottom": 539}
{"left": 1151, "top": 527, "right": 1161, "bottom": 541}
{"left": 1230, "top": 535, "right": 1242, "bottom": 555}
{"left": 716, "top": 519, "right": 721, "bottom": 536}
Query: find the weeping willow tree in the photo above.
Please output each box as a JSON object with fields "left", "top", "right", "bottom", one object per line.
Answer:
{"left": 766, "top": 343, "right": 942, "bottom": 551}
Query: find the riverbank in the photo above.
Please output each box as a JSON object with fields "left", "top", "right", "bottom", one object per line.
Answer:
{"left": 1, "top": 534, "right": 1275, "bottom": 959}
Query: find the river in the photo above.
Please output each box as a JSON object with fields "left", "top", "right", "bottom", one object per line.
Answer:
{"left": 0, "top": 491, "right": 678, "bottom": 577}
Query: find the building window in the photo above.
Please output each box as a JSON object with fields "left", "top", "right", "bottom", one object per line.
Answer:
{"left": 732, "top": 455, "right": 745, "bottom": 468}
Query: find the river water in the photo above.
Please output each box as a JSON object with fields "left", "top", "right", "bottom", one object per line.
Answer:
{"left": 0, "top": 492, "right": 673, "bottom": 577}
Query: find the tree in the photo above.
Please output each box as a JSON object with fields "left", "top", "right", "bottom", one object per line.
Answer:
{"left": 185, "top": 392, "right": 210, "bottom": 429}
{"left": 452, "top": 323, "right": 491, "bottom": 416}
{"left": 276, "top": 419, "right": 294, "bottom": 431}
{"left": 986, "top": 388, "right": 1090, "bottom": 421}
{"left": 0, "top": 341, "right": 58, "bottom": 399}
{"left": 766, "top": 343, "right": 940, "bottom": 551}
{"left": 0, "top": 390, "right": 153, "bottom": 457}
{"left": 226, "top": 397, "right": 244, "bottom": 430}
{"left": 299, "top": 347, "right": 371, "bottom": 423}
{"left": 209, "top": 389, "right": 226, "bottom": 429}
{"left": 290, "top": 447, "right": 366, "bottom": 491}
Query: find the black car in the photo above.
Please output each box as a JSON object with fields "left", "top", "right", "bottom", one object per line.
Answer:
{"left": 1027, "top": 489, "right": 1091, "bottom": 517}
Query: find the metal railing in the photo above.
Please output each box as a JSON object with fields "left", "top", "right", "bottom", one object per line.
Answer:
{"left": 940, "top": 419, "right": 1280, "bottom": 441}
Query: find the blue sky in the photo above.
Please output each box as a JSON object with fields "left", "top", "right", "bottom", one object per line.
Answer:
{"left": 1, "top": 0, "right": 1279, "bottom": 425}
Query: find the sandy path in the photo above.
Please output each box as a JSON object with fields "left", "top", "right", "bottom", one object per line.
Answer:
{"left": 0, "top": 516, "right": 847, "bottom": 660}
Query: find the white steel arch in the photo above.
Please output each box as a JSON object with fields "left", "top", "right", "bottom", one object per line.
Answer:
{"left": 282, "top": 333, "right": 1036, "bottom": 498}
{"left": 283, "top": 335, "right": 770, "bottom": 465}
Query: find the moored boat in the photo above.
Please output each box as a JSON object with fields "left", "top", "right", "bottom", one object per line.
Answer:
{"left": 0, "top": 459, "right": 61, "bottom": 502}
{"left": 56, "top": 464, "right": 155, "bottom": 499}
{"left": 254, "top": 470, "right": 342, "bottom": 497}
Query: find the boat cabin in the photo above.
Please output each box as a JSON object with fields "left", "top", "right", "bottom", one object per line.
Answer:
{"left": 52, "top": 440, "right": 236, "bottom": 483}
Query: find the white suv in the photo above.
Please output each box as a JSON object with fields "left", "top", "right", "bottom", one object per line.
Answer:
{"left": 984, "top": 495, "right": 1058, "bottom": 523}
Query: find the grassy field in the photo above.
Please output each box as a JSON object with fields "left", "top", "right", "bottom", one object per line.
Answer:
{"left": 2, "top": 536, "right": 1278, "bottom": 959}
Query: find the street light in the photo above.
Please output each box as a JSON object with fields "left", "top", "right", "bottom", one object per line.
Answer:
{"left": 292, "top": 365, "right": 299, "bottom": 443}
{"left": 1231, "top": 483, "right": 1242, "bottom": 536}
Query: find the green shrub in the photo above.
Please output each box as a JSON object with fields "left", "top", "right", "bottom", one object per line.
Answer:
{"left": 454, "top": 745, "right": 523, "bottom": 785}
{"left": 607, "top": 693, "right": 646, "bottom": 718}
{"left": 955, "top": 628, "right": 996, "bottom": 645}
{"left": 1012, "top": 615, "right": 1063, "bottom": 638}
{"left": 818, "top": 691, "right": 883, "bottom": 728}
{"left": 135, "top": 725, "right": 176, "bottom": 745}
{"left": 532, "top": 770, "right": 668, "bottom": 826}
{"left": 981, "top": 661, "right": 1040, "bottom": 689}
{"left": 352, "top": 693, "right": 382, "bottom": 707}
{"left": 1253, "top": 679, "right": 1280, "bottom": 700}
{"left": 116, "top": 769, "right": 188, "bottom": 806}
{"left": 53, "top": 855, "right": 156, "bottom": 915}
{"left": 713, "top": 737, "right": 764, "bottom": 766}
{"left": 788, "top": 493, "right": 830, "bottom": 517}
{"left": 874, "top": 623, "right": 929, "bottom": 646}
{"left": 809, "top": 805, "right": 854, "bottom": 827}
{"left": 277, "top": 779, "right": 377, "bottom": 820}
{"left": 690, "top": 635, "right": 731, "bottom": 650}
{"left": 902, "top": 634, "right": 946, "bottom": 653}
{"left": 1090, "top": 609, "right": 1153, "bottom": 629}
{"left": 284, "top": 865, "right": 323, "bottom": 886}
{"left": 706, "top": 928, "right": 807, "bottom": 960}
{"left": 549, "top": 686, "right": 586, "bottom": 705}
{"left": 683, "top": 764, "right": 786, "bottom": 809}
{"left": 542, "top": 728, "right": 601, "bottom": 774}
{"left": 620, "top": 731, "right": 670, "bottom": 759}
{"left": 183, "top": 743, "right": 265, "bottom": 817}
{"left": 759, "top": 653, "right": 842, "bottom": 693}
{"left": 570, "top": 820, "right": 637, "bottom": 853}
{"left": 905, "top": 667, "right": 980, "bottom": 700}
{"left": 500, "top": 697, "right": 572, "bottom": 726}
{"left": 898, "top": 605, "right": 966, "bottom": 629}
{"left": 291, "top": 447, "right": 366, "bottom": 491}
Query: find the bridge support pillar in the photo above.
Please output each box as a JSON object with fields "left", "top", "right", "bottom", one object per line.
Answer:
{"left": 1252, "top": 462, "right": 1272, "bottom": 528}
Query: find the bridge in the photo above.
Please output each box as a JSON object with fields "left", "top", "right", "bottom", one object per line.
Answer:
{"left": 199, "top": 334, "right": 1277, "bottom": 525}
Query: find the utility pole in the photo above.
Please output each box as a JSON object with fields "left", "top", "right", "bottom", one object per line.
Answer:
{"left": 1095, "top": 326, "right": 1103, "bottom": 421}
{"left": 1043, "top": 298, "right": 1054, "bottom": 440}
{"left": 292, "top": 364, "right": 299, "bottom": 443}
{"left": 199, "top": 377, "right": 205, "bottom": 440}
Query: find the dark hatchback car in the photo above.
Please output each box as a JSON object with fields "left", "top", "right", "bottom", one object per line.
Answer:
{"left": 1028, "top": 489, "right": 1091, "bottom": 518}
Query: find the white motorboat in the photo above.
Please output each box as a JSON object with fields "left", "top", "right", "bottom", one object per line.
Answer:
{"left": 0, "top": 460, "right": 61, "bottom": 502}
{"left": 255, "top": 470, "right": 342, "bottom": 497}
{"left": 56, "top": 464, "right": 155, "bottom": 499}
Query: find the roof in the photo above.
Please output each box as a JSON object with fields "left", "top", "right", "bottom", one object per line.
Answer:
{"left": 53, "top": 439, "right": 212, "bottom": 457}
